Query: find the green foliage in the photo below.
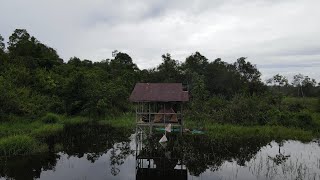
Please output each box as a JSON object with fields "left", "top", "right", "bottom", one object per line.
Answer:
{"left": 287, "top": 102, "right": 304, "bottom": 112}
{"left": 187, "top": 72, "right": 210, "bottom": 124}
{"left": 0, "top": 135, "right": 38, "bottom": 156}
{"left": 296, "top": 112, "right": 314, "bottom": 128}
{"left": 31, "top": 124, "right": 64, "bottom": 139}
{"left": 276, "top": 111, "right": 296, "bottom": 127}
{"left": 41, "top": 113, "right": 60, "bottom": 124}
{"left": 283, "top": 97, "right": 318, "bottom": 112}
{"left": 0, "top": 34, "right": 5, "bottom": 51}
{"left": 221, "top": 95, "right": 270, "bottom": 125}
{"left": 61, "top": 116, "right": 91, "bottom": 126}
{"left": 97, "top": 113, "right": 135, "bottom": 130}
{"left": 318, "top": 98, "right": 320, "bottom": 113}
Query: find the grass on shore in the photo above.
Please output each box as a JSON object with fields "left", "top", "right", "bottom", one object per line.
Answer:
{"left": 97, "top": 113, "right": 135, "bottom": 129}
{"left": 0, "top": 135, "right": 47, "bottom": 156}
{"left": 185, "top": 120, "right": 314, "bottom": 142}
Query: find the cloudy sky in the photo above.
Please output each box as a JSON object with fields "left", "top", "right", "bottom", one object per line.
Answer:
{"left": 1, "top": 0, "right": 319, "bottom": 81}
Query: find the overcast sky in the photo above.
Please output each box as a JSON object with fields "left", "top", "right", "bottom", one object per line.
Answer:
{"left": 1, "top": 0, "right": 319, "bottom": 81}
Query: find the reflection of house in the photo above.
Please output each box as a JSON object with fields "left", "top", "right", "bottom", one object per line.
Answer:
{"left": 135, "top": 134, "right": 187, "bottom": 180}
{"left": 136, "top": 156, "right": 187, "bottom": 180}
{"left": 129, "top": 83, "right": 189, "bottom": 133}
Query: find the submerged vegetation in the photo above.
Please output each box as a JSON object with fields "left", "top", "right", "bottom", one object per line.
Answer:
{"left": 0, "top": 29, "right": 320, "bottom": 156}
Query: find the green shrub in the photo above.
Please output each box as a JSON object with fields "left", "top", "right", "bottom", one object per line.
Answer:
{"left": 287, "top": 102, "right": 304, "bottom": 112}
{"left": 277, "top": 111, "right": 296, "bottom": 127}
{"left": 296, "top": 112, "right": 314, "bottom": 128}
{"left": 31, "top": 124, "right": 64, "bottom": 139}
{"left": 0, "top": 135, "right": 37, "bottom": 156}
{"left": 61, "top": 116, "right": 90, "bottom": 126}
{"left": 41, "top": 113, "right": 60, "bottom": 124}
{"left": 221, "top": 94, "right": 273, "bottom": 125}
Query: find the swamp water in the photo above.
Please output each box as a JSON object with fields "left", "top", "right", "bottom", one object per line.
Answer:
{"left": 0, "top": 124, "right": 320, "bottom": 180}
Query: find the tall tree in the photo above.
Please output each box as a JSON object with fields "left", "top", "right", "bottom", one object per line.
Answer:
{"left": 156, "top": 53, "right": 181, "bottom": 82}
{"left": 188, "top": 72, "right": 209, "bottom": 124}
{"left": 8, "top": 29, "right": 62, "bottom": 68}
{"left": 0, "top": 34, "right": 7, "bottom": 68}
{"left": 234, "top": 57, "right": 265, "bottom": 95}
{"left": 302, "top": 76, "right": 317, "bottom": 97}
{"left": 234, "top": 57, "right": 261, "bottom": 82}
{"left": 182, "top": 52, "right": 208, "bottom": 75}
{"left": 205, "top": 58, "right": 243, "bottom": 97}
{"left": 292, "top": 74, "right": 305, "bottom": 97}
{"left": 266, "top": 74, "right": 288, "bottom": 109}
{"left": 266, "top": 74, "right": 288, "bottom": 88}
{"left": 0, "top": 34, "right": 5, "bottom": 51}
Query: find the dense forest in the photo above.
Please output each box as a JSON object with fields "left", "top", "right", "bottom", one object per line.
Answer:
{"left": 0, "top": 29, "right": 319, "bottom": 128}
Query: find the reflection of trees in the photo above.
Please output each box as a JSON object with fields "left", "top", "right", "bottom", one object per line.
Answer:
{"left": 268, "top": 140, "right": 290, "bottom": 165}
{"left": 110, "top": 142, "right": 134, "bottom": 176}
{"left": 0, "top": 152, "right": 60, "bottom": 180}
{"left": 60, "top": 124, "right": 132, "bottom": 161}
{"left": 181, "top": 135, "right": 270, "bottom": 176}
{"left": 139, "top": 134, "right": 271, "bottom": 177}
{"left": 61, "top": 124, "right": 134, "bottom": 176}
{"left": 0, "top": 124, "right": 133, "bottom": 180}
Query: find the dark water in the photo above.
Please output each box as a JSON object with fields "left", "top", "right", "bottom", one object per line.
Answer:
{"left": 0, "top": 124, "right": 320, "bottom": 180}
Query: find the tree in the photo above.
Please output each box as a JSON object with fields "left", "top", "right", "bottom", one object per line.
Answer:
{"left": 292, "top": 74, "right": 305, "bottom": 97}
{"left": 110, "top": 52, "right": 140, "bottom": 91}
{"left": 68, "top": 57, "right": 82, "bottom": 66}
{"left": 8, "top": 29, "right": 31, "bottom": 51}
{"left": 188, "top": 72, "right": 209, "bottom": 125}
{"left": 0, "top": 34, "right": 5, "bottom": 51}
{"left": 204, "top": 58, "right": 243, "bottom": 97}
{"left": 0, "top": 34, "right": 7, "bottom": 68}
{"left": 302, "top": 76, "right": 316, "bottom": 87}
{"left": 302, "top": 76, "right": 317, "bottom": 97}
{"left": 266, "top": 74, "right": 288, "bottom": 109}
{"left": 234, "top": 57, "right": 261, "bottom": 82}
{"left": 182, "top": 52, "right": 208, "bottom": 75}
{"left": 8, "top": 29, "right": 62, "bottom": 68}
{"left": 155, "top": 53, "right": 181, "bottom": 82}
{"left": 234, "top": 57, "right": 265, "bottom": 95}
{"left": 267, "top": 74, "right": 288, "bottom": 89}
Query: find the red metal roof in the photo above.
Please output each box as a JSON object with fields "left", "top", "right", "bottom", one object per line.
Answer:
{"left": 129, "top": 83, "right": 189, "bottom": 102}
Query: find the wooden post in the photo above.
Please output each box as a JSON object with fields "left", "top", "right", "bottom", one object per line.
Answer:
{"left": 148, "top": 103, "right": 151, "bottom": 123}
{"left": 163, "top": 103, "right": 165, "bottom": 125}
{"left": 149, "top": 103, "right": 152, "bottom": 135}
{"left": 135, "top": 104, "right": 138, "bottom": 123}
{"left": 181, "top": 103, "right": 183, "bottom": 135}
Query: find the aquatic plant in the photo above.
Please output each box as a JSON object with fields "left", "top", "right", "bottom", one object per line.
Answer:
{"left": 0, "top": 135, "right": 39, "bottom": 156}
{"left": 61, "top": 116, "right": 91, "bottom": 126}
{"left": 41, "top": 113, "right": 60, "bottom": 124}
{"left": 31, "top": 124, "right": 64, "bottom": 139}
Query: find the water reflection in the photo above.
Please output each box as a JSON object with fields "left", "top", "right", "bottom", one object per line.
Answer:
{"left": 136, "top": 134, "right": 187, "bottom": 180}
{"left": 0, "top": 153, "right": 59, "bottom": 180}
{"left": 0, "top": 124, "right": 319, "bottom": 180}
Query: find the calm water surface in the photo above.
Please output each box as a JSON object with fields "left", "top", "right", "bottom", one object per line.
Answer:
{"left": 0, "top": 125, "right": 320, "bottom": 180}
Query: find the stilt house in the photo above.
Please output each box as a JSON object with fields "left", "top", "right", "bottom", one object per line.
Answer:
{"left": 129, "top": 83, "right": 189, "bottom": 129}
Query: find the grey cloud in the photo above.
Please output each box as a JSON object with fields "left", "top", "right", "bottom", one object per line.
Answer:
{"left": 0, "top": 0, "right": 319, "bottom": 80}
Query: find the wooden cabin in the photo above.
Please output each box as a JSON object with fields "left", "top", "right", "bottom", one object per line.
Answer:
{"left": 129, "top": 83, "right": 189, "bottom": 130}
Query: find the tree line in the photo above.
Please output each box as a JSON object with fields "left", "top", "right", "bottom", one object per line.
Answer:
{"left": 0, "top": 29, "right": 319, "bottom": 125}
